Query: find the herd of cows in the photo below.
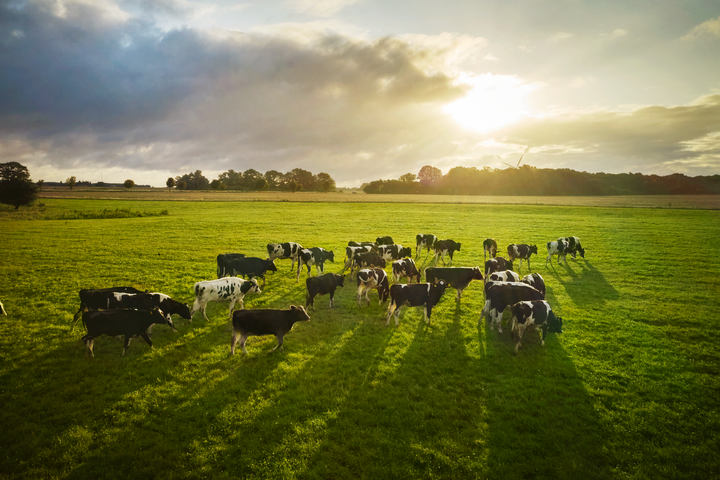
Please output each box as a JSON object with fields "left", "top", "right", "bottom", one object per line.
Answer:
{"left": 69, "top": 234, "right": 586, "bottom": 357}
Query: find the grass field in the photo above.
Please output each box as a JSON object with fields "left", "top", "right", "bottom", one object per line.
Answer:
{"left": 1, "top": 198, "right": 719, "bottom": 479}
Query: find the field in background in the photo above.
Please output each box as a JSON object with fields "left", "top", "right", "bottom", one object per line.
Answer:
{"left": 38, "top": 188, "right": 720, "bottom": 209}
{"left": 1, "top": 198, "right": 719, "bottom": 479}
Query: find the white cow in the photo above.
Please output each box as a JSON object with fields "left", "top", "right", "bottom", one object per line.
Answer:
{"left": 190, "top": 277, "right": 261, "bottom": 321}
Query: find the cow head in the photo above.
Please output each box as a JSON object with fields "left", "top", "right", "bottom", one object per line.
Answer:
{"left": 335, "top": 274, "right": 345, "bottom": 287}
{"left": 529, "top": 245, "right": 538, "bottom": 255}
{"left": 243, "top": 279, "right": 262, "bottom": 295}
{"left": 455, "top": 242, "right": 462, "bottom": 251}
{"left": 267, "top": 259, "right": 278, "bottom": 272}
{"left": 326, "top": 251, "right": 335, "bottom": 262}
{"left": 400, "top": 247, "right": 412, "bottom": 258}
{"left": 576, "top": 246, "right": 586, "bottom": 258}
{"left": 547, "top": 312, "right": 563, "bottom": 334}
{"left": 290, "top": 305, "right": 311, "bottom": 322}
{"left": 171, "top": 301, "right": 192, "bottom": 320}
{"left": 472, "top": 267, "right": 484, "bottom": 281}
{"left": 152, "top": 307, "right": 176, "bottom": 332}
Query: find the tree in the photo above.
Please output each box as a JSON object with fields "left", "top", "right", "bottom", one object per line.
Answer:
{"left": 418, "top": 166, "right": 442, "bottom": 185}
{"left": 123, "top": 179, "right": 135, "bottom": 190}
{"left": 264, "top": 170, "right": 283, "bottom": 189}
{"left": 175, "top": 170, "right": 209, "bottom": 190}
{"left": 0, "top": 162, "right": 39, "bottom": 209}
{"left": 65, "top": 176, "right": 77, "bottom": 190}
{"left": 289, "top": 168, "right": 315, "bottom": 191}
{"left": 210, "top": 179, "right": 227, "bottom": 190}
{"left": 176, "top": 180, "right": 187, "bottom": 190}
{"left": 316, "top": 172, "right": 336, "bottom": 192}
{"left": 218, "top": 169, "right": 242, "bottom": 188}
{"left": 37, "top": 179, "right": 44, "bottom": 191}
{"left": 399, "top": 173, "right": 417, "bottom": 183}
{"left": 287, "top": 181, "right": 300, "bottom": 193}
{"left": 242, "top": 169, "right": 263, "bottom": 189}
{"left": 166, "top": 177, "right": 175, "bottom": 191}
{"left": 255, "top": 178, "right": 269, "bottom": 191}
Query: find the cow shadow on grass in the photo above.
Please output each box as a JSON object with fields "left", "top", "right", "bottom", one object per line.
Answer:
{"left": 546, "top": 260, "right": 619, "bottom": 307}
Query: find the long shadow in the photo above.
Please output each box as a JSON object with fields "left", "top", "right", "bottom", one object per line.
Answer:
{"left": 547, "top": 260, "right": 619, "bottom": 307}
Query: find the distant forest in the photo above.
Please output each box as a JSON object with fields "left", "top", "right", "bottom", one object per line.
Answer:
{"left": 362, "top": 166, "right": 720, "bottom": 196}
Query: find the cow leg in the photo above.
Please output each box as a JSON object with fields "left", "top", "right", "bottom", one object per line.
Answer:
{"left": 122, "top": 336, "right": 133, "bottom": 356}
{"left": 82, "top": 335, "right": 95, "bottom": 357}
{"left": 329, "top": 291, "right": 334, "bottom": 308}
{"left": 515, "top": 324, "right": 528, "bottom": 354}
{"left": 231, "top": 330, "right": 238, "bottom": 354}
{"left": 456, "top": 288, "right": 462, "bottom": 301}
{"left": 424, "top": 305, "right": 430, "bottom": 324}
{"left": 386, "top": 303, "right": 397, "bottom": 326}
{"left": 290, "top": 257, "right": 296, "bottom": 271}
{"left": 269, "top": 335, "right": 284, "bottom": 354}
{"left": 296, "top": 264, "right": 302, "bottom": 283}
{"left": 519, "top": 258, "right": 523, "bottom": 271}
{"left": 546, "top": 254, "right": 552, "bottom": 266}
{"left": 497, "top": 310, "right": 504, "bottom": 334}
{"left": 228, "top": 299, "right": 237, "bottom": 319}
{"left": 140, "top": 332, "right": 153, "bottom": 348}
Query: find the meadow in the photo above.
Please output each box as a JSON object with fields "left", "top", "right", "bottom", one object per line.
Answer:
{"left": 0, "top": 198, "right": 719, "bottom": 479}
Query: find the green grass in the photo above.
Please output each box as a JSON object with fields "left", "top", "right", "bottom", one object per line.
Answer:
{"left": 1, "top": 198, "right": 718, "bottom": 479}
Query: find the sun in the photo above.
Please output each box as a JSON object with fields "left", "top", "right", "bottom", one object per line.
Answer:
{"left": 443, "top": 74, "right": 531, "bottom": 132}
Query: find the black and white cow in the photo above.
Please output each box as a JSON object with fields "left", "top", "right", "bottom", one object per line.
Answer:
{"left": 521, "top": 273, "right": 546, "bottom": 297}
{"left": 416, "top": 234, "right": 438, "bottom": 257}
{"left": 484, "top": 257, "right": 514, "bottom": 281}
{"left": 425, "top": 267, "right": 484, "bottom": 301}
{"left": 306, "top": 273, "right": 345, "bottom": 310}
{"left": 224, "top": 257, "right": 277, "bottom": 286}
{"left": 356, "top": 268, "right": 390, "bottom": 306}
{"left": 386, "top": 280, "right": 448, "bottom": 326}
{"left": 481, "top": 282, "right": 545, "bottom": 333}
{"left": 217, "top": 253, "right": 245, "bottom": 278}
{"left": 487, "top": 270, "right": 521, "bottom": 284}
{"left": 434, "top": 239, "right": 462, "bottom": 266}
{"left": 230, "top": 305, "right": 310, "bottom": 355}
{"left": 376, "top": 236, "right": 394, "bottom": 246}
{"left": 297, "top": 247, "right": 335, "bottom": 282}
{"left": 379, "top": 244, "right": 412, "bottom": 262}
{"left": 102, "top": 293, "right": 191, "bottom": 329}
{"left": 483, "top": 238, "right": 497, "bottom": 261}
{"left": 352, "top": 251, "right": 387, "bottom": 272}
{"left": 509, "top": 300, "right": 563, "bottom": 355}
{"left": 560, "top": 236, "right": 585, "bottom": 259}
{"left": 392, "top": 258, "right": 421, "bottom": 284}
{"left": 72, "top": 286, "right": 148, "bottom": 331}
{"left": 81, "top": 307, "right": 174, "bottom": 357}
{"left": 344, "top": 245, "right": 374, "bottom": 271}
{"left": 348, "top": 241, "right": 378, "bottom": 251}
{"left": 546, "top": 239, "right": 572, "bottom": 265}
{"left": 507, "top": 244, "right": 538, "bottom": 271}
{"left": 267, "top": 242, "right": 304, "bottom": 271}
{"left": 191, "top": 277, "right": 262, "bottom": 321}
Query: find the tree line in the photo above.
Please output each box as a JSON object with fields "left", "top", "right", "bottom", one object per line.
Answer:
{"left": 362, "top": 165, "right": 720, "bottom": 196}
{"left": 169, "top": 168, "right": 336, "bottom": 192}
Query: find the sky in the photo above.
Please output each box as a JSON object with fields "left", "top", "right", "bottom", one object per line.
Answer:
{"left": 1, "top": 0, "right": 719, "bottom": 187}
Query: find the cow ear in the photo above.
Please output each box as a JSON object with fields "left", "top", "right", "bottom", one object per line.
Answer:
{"left": 290, "top": 305, "right": 297, "bottom": 310}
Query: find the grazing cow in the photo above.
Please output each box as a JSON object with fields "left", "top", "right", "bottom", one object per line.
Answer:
{"left": 230, "top": 305, "right": 310, "bottom": 355}
{"left": 482, "top": 282, "right": 544, "bottom": 333}
{"left": 415, "top": 234, "right": 437, "bottom": 257}
{"left": 225, "top": 257, "right": 277, "bottom": 286}
{"left": 376, "top": 236, "right": 394, "bottom": 246}
{"left": 306, "top": 273, "right": 345, "bottom": 310}
{"left": 344, "top": 245, "right": 374, "bottom": 271}
{"left": 509, "top": 300, "right": 563, "bottom": 355}
{"left": 507, "top": 244, "right": 538, "bottom": 271}
{"left": 81, "top": 307, "right": 174, "bottom": 357}
{"left": 522, "top": 273, "right": 546, "bottom": 297}
{"left": 386, "top": 280, "right": 448, "bottom": 326}
{"left": 379, "top": 244, "right": 412, "bottom": 262}
{"left": 297, "top": 247, "right": 335, "bottom": 281}
{"left": 559, "top": 236, "right": 586, "bottom": 259}
{"left": 267, "top": 242, "right": 304, "bottom": 271}
{"left": 217, "top": 253, "right": 245, "bottom": 278}
{"left": 191, "top": 277, "right": 262, "bottom": 321}
{"left": 425, "top": 267, "right": 484, "bottom": 301}
{"left": 356, "top": 268, "right": 390, "bottom": 306}
{"left": 352, "top": 251, "right": 387, "bottom": 272}
{"left": 72, "top": 286, "right": 147, "bottom": 331}
{"left": 0, "top": 300, "right": 6, "bottom": 316}
{"left": 348, "top": 241, "right": 378, "bottom": 251}
{"left": 104, "top": 292, "right": 191, "bottom": 321}
{"left": 434, "top": 239, "right": 462, "bottom": 266}
{"left": 483, "top": 238, "right": 498, "bottom": 261}
{"left": 545, "top": 239, "right": 572, "bottom": 265}
{"left": 484, "top": 257, "right": 514, "bottom": 280}
{"left": 392, "top": 258, "right": 421, "bottom": 284}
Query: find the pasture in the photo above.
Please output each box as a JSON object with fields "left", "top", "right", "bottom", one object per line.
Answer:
{"left": 0, "top": 198, "right": 718, "bottom": 479}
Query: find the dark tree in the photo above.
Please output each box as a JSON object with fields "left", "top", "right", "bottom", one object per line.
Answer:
{"left": 210, "top": 180, "right": 227, "bottom": 190}
{"left": 123, "top": 179, "right": 135, "bottom": 190}
{"left": 0, "top": 162, "right": 39, "bottom": 209}
{"left": 418, "top": 166, "right": 443, "bottom": 185}
{"left": 65, "top": 176, "right": 77, "bottom": 190}
{"left": 399, "top": 173, "right": 417, "bottom": 183}
{"left": 175, "top": 170, "right": 209, "bottom": 190}
{"left": 176, "top": 180, "right": 187, "bottom": 190}
{"left": 316, "top": 172, "right": 336, "bottom": 192}
{"left": 218, "top": 169, "right": 242, "bottom": 188}
{"left": 287, "top": 181, "right": 300, "bottom": 193}
{"left": 166, "top": 177, "right": 175, "bottom": 191}
{"left": 264, "top": 170, "right": 283, "bottom": 189}
{"left": 37, "top": 179, "right": 44, "bottom": 191}
{"left": 255, "top": 178, "right": 269, "bottom": 191}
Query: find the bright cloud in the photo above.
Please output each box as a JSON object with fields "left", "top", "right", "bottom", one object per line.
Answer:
{"left": 682, "top": 16, "right": 720, "bottom": 41}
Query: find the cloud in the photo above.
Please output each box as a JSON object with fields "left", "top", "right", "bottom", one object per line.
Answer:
{"left": 549, "top": 31, "right": 573, "bottom": 42}
{"left": 681, "top": 16, "right": 720, "bottom": 41}
{"left": 285, "top": 0, "right": 360, "bottom": 17}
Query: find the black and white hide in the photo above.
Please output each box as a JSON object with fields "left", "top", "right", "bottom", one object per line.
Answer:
{"left": 509, "top": 300, "right": 563, "bottom": 355}
{"left": 356, "top": 268, "right": 390, "bottom": 306}
{"left": 386, "top": 280, "right": 448, "bottom": 326}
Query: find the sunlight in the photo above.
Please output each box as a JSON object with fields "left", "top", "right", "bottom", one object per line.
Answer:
{"left": 444, "top": 74, "right": 532, "bottom": 132}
